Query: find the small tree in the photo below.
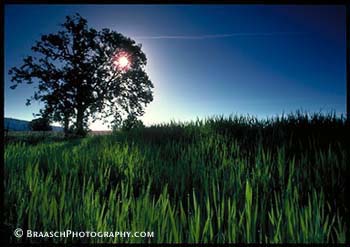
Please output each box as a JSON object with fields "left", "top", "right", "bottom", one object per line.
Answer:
{"left": 112, "top": 113, "right": 145, "bottom": 132}
{"left": 122, "top": 113, "right": 145, "bottom": 131}
{"left": 29, "top": 117, "right": 52, "bottom": 131}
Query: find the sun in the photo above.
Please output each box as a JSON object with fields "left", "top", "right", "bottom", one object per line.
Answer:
{"left": 118, "top": 56, "right": 129, "bottom": 68}
{"left": 112, "top": 51, "right": 131, "bottom": 71}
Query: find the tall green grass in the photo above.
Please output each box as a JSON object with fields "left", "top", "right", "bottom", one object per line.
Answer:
{"left": 4, "top": 113, "right": 349, "bottom": 243}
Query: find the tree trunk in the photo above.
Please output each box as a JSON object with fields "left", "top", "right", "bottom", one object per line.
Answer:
{"left": 63, "top": 115, "right": 69, "bottom": 137}
{"left": 76, "top": 105, "right": 86, "bottom": 137}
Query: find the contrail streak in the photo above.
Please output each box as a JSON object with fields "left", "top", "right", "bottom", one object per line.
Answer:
{"left": 133, "top": 31, "right": 307, "bottom": 40}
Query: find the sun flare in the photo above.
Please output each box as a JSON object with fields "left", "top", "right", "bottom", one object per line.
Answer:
{"left": 118, "top": 56, "right": 129, "bottom": 68}
{"left": 112, "top": 52, "right": 131, "bottom": 71}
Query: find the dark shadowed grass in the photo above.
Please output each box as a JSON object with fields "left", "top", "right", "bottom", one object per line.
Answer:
{"left": 4, "top": 131, "right": 66, "bottom": 145}
{"left": 4, "top": 112, "right": 349, "bottom": 243}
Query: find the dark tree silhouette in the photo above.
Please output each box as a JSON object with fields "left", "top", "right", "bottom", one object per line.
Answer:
{"left": 119, "top": 112, "right": 145, "bottom": 131}
{"left": 9, "top": 14, "right": 154, "bottom": 136}
{"left": 29, "top": 117, "right": 52, "bottom": 131}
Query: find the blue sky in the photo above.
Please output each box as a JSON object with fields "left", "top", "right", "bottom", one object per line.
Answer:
{"left": 4, "top": 5, "right": 347, "bottom": 130}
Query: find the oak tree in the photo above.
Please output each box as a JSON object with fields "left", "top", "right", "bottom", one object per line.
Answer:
{"left": 9, "top": 14, "right": 153, "bottom": 136}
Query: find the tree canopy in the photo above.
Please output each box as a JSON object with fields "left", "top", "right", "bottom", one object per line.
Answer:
{"left": 9, "top": 13, "right": 154, "bottom": 136}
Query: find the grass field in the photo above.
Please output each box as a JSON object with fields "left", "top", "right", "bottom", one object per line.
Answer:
{"left": 4, "top": 113, "right": 349, "bottom": 243}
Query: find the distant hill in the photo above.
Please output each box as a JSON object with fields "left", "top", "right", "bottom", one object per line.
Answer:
{"left": 4, "top": 118, "right": 64, "bottom": 132}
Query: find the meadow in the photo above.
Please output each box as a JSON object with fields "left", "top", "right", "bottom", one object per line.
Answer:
{"left": 4, "top": 113, "right": 349, "bottom": 243}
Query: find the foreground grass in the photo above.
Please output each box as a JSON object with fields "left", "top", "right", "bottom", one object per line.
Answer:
{"left": 4, "top": 113, "right": 349, "bottom": 243}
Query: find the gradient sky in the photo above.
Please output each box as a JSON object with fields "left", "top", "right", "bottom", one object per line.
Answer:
{"left": 4, "top": 5, "right": 347, "bottom": 130}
